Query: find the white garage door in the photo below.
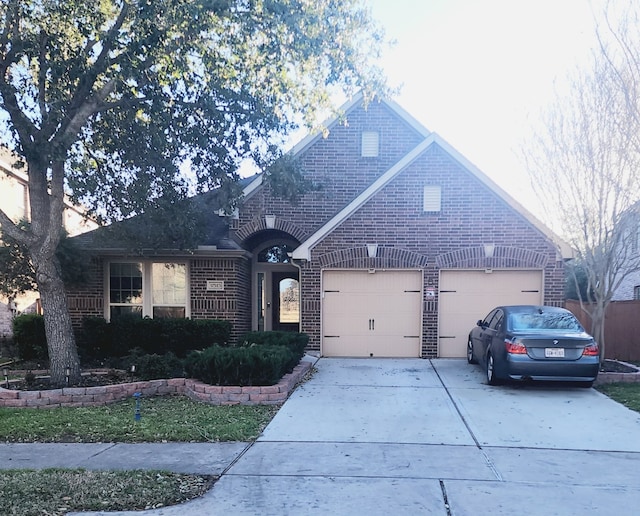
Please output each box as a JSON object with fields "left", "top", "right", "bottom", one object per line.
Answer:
{"left": 438, "top": 269, "right": 543, "bottom": 358}
{"left": 322, "top": 269, "right": 422, "bottom": 357}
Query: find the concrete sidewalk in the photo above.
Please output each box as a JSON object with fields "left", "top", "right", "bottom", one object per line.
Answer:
{"left": 0, "top": 442, "right": 248, "bottom": 476}
{"left": 2, "top": 358, "right": 640, "bottom": 515}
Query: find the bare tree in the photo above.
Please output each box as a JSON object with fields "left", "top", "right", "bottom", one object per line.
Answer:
{"left": 522, "top": 1, "right": 640, "bottom": 360}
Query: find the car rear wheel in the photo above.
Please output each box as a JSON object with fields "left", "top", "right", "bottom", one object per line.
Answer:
{"left": 486, "top": 353, "right": 499, "bottom": 385}
{"left": 467, "top": 337, "right": 476, "bottom": 364}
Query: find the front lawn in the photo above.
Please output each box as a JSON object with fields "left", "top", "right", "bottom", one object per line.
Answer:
{"left": 0, "top": 396, "right": 278, "bottom": 443}
{"left": 596, "top": 382, "right": 640, "bottom": 413}
{"left": 0, "top": 469, "right": 214, "bottom": 516}
{"left": 0, "top": 396, "right": 279, "bottom": 515}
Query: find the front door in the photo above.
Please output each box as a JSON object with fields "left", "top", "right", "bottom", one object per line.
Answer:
{"left": 271, "top": 271, "right": 300, "bottom": 332}
{"left": 255, "top": 265, "right": 300, "bottom": 332}
{"left": 253, "top": 241, "right": 300, "bottom": 332}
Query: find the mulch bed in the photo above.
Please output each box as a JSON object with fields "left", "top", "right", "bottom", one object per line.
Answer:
{"left": 3, "top": 370, "right": 138, "bottom": 391}
{"left": 600, "top": 359, "right": 639, "bottom": 373}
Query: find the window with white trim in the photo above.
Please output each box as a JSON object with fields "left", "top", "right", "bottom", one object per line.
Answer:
{"left": 108, "top": 261, "right": 188, "bottom": 320}
{"left": 423, "top": 185, "right": 442, "bottom": 212}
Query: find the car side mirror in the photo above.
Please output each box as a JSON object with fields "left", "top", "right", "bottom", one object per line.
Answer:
{"left": 477, "top": 320, "right": 483, "bottom": 327}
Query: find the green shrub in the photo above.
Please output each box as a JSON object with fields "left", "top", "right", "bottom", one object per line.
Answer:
{"left": 78, "top": 316, "right": 232, "bottom": 360}
{"left": 116, "top": 350, "right": 184, "bottom": 380}
{"left": 77, "top": 317, "right": 114, "bottom": 360}
{"left": 135, "top": 352, "right": 184, "bottom": 380}
{"left": 185, "top": 344, "right": 294, "bottom": 386}
{"left": 12, "top": 314, "right": 47, "bottom": 361}
{"left": 240, "top": 331, "right": 307, "bottom": 372}
{"left": 156, "top": 319, "right": 232, "bottom": 355}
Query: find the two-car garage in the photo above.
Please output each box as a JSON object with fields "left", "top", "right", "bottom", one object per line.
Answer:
{"left": 321, "top": 268, "right": 543, "bottom": 359}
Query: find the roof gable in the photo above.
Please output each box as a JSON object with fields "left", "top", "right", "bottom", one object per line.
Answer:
{"left": 279, "top": 96, "right": 572, "bottom": 261}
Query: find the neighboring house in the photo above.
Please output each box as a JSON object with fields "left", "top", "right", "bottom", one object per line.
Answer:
{"left": 612, "top": 272, "right": 640, "bottom": 301}
{"left": 611, "top": 204, "right": 640, "bottom": 301}
{"left": 67, "top": 95, "right": 572, "bottom": 358}
{"left": 0, "top": 149, "right": 98, "bottom": 337}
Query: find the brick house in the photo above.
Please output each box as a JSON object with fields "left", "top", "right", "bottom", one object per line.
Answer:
{"left": 68, "top": 95, "right": 572, "bottom": 358}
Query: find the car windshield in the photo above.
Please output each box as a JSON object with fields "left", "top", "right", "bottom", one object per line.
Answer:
{"left": 509, "top": 311, "right": 583, "bottom": 332}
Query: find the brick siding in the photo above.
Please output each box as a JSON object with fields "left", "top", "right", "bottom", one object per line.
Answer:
{"left": 66, "top": 100, "right": 565, "bottom": 359}
{"left": 233, "top": 102, "right": 564, "bottom": 357}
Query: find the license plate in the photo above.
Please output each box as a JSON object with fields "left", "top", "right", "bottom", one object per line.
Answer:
{"left": 545, "top": 348, "right": 565, "bottom": 358}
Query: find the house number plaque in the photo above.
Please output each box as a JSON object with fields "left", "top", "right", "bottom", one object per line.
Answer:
{"left": 206, "top": 280, "right": 225, "bottom": 291}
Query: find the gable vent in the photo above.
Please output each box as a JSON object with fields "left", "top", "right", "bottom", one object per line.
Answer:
{"left": 423, "top": 185, "right": 442, "bottom": 212}
{"left": 361, "top": 131, "right": 379, "bottom": 157}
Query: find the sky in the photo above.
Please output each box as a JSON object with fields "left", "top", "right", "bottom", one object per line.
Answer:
{"left": 365, "top": 0, "right": 606, "bottom": 218}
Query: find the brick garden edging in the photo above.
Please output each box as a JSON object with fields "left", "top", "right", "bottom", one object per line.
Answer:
{"left": 595, "top": 371, "right": 640, "bottom": 384}
{"left": 0, "top": 360, "right": 312, "bottom": 409}
{"left": 595, "top": 360, "right": 640, "bottom": 385}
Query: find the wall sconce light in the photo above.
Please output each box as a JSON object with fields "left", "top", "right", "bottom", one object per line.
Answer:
{"left": 367, "top": 243, "right": 378, "bottom": 258}
{"left": 265, "top": 214, "right": 276, "bottom": 229}
{"left": 483, "top": 244, "right": 495, "bottom": 259}
{"left": 3, "top": 367, "right": 9, "bottom": 389}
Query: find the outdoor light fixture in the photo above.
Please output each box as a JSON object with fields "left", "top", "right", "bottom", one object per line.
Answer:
{"left": 65, "top": 367, "right": 70, "bottom": 386}
{"left": 3, "top": 367, "right": 9, "bottom": 389}
{"left": 133, "top": 392, "right": 142, "bottom": 421}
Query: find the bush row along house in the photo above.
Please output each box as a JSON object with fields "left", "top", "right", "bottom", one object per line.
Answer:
{"left": 0, "top": 149, "right": 97, "bottom": 338}
{"left": 68, "top": 95, "right": 573, "bottom": 358}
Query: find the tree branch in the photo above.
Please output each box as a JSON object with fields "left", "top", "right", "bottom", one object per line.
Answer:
{"left": 0, "top": 208, "right": 35, "bottom": 246}
{"left": 54, "top": 2, "right": 131, "bottom": 150}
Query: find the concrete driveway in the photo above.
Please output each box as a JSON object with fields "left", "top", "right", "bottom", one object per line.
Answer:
{"left": 205, "top": 358, "right": 640, "bottom": 516}
{"left": 94, "top": 358, "right": 640, "bottom": 515}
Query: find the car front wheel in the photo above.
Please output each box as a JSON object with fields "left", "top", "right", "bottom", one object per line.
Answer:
{"left": 486, "top": 353, "right": 499, "bottom": 385}
{"left": 467, "top": 337, "right": 476, "bottom": 364}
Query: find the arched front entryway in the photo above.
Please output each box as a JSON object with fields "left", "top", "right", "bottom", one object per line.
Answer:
{"left": 250, "top": 233, "right": 300, "bottom": 332}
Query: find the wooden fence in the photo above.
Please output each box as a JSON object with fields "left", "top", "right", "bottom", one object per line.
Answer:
{"left": 565, "top": 299, "right": 640, "bottom": 361}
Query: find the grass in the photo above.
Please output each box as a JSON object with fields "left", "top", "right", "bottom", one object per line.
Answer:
{"left": 0, "top": 395, "right": 279, "bottom": 442}
{"left": 596, "top": 382, "right": 640, "bottom": 413}
{"left": 0, "top": 469, "right": 215, "bottom": 516}
{"left": 0, "top": 395, "right": 280, "bottom": 515}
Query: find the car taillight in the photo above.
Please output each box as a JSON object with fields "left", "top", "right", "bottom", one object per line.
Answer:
{"left": 582, "top": 342, "right": 600, "bottom": 356}
{"left": 505, "top": 339, "right": 527, "bottom": 354}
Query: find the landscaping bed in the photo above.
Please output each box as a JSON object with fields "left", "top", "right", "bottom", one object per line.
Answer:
{"left": 596, "top": 359, "right": 640, "bottom": 384}
{"left": 0, "top": 360, "right": 313, "bottom": 408}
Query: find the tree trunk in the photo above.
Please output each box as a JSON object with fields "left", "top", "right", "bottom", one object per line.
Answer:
{"left": 590, "top": 303, "right": 607, "bottom": 365}
{"left": 35, "top": 257, "right": 81, "bottom": 386}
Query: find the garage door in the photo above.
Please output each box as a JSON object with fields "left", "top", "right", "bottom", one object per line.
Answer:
{"left": 322, "top": 269, "right": 422, "bottom": 357}
{"left": 439, "top": 269, "right": 543, "bottom": 358}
